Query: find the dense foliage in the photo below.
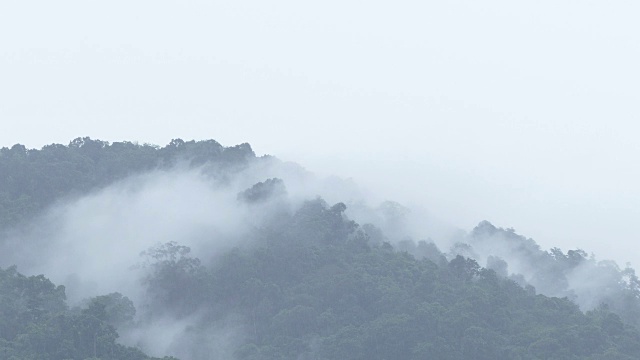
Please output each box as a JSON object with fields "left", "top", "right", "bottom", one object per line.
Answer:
{"left": 141, "top": 198, "right": 640, "bottom": 360}
{"left": 0, "top": 137, "right": 255, "bottom": 230}
{"left": 465, "top": 222, "right": 640, "bottom": 329}
{"left": 2, "top": 138, "right": 640, "bottom": 359}
{"left": 0, "top": 266, "right": 175, "bottom": 360}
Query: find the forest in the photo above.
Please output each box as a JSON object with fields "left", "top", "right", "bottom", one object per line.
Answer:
{"left": 1, "top": 138, "right": 640, "bottom": 360}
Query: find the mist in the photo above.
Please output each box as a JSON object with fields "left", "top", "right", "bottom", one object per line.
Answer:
{"left": 1, "top": 140, "right": 637, "bottom": 359}
{"left": 2, "top": 0, "right": 640, "bottom": 358}
{"left": 2, "top": 0, "right": 640, "bottom": 274}
{"left": 0, "top": 149, "right": 448, "bottom": 358}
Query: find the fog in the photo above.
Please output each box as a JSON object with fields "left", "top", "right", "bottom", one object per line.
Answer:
{"left": 0, "top": 153, "right": 451, "bottom": 299}
{"left": 2, "top": 2, "right": 640, "bottom": 358}
{"left": 2, "top": 141, "right": 637, "bottom": 358}
{"left": 2, "top": 1, "right": 640, "bottom": 283}
{"left": 0, "top": 154, "right": 455, "bottom": 358}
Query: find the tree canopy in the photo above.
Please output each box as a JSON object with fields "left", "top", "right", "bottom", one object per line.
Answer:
{"left": 1, "top": 138, "right": 640, "bottom": 359}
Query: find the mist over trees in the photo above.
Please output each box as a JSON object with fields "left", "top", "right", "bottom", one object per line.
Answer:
{"left": 0, "top": 137, "right": 255, "bottom": 230}
{"left": 0, "top": 266, "right": 177, "bottom": 360}
{"left": 1, "top": 138, "right": 640, "bottom": 359}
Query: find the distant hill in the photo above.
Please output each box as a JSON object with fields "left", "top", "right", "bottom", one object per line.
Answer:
{"left": 1, "top": 138, "right": 640, "bottom": 360}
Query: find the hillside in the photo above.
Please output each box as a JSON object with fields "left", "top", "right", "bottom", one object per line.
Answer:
{"left": 1, "top": 138, "right": 639, "bottom": 360}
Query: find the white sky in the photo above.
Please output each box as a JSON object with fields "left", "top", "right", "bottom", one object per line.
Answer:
{"left": 1, "top": 1, "right": 639, "bottom": 266}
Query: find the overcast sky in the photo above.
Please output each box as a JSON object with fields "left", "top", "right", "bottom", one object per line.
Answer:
{"left": 1, "top": 1, "right": 639, "bottom": 266}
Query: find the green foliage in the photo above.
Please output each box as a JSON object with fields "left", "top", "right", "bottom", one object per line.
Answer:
{"left": 0, "top": 267, "right": 163, "bottom": 360}
{"left": 237, "top": 178, "right": 287, "bottom": 203}
{"left": 139, "top": 200, "right": 640, "bottom": 360}
{"left": 82, "top": 293, "right": 136, "bottom": 327}
{"left": 4, "top": 138, "right": 640, "bottom": 359}
{"left": 0, "top": 137, "right": 255, "bottom": 230}
{"left": 140, "top": 241, "right": 209, "bottom": 316}
{"left": 470, "top": 221, "right": 640, "bottom": 328}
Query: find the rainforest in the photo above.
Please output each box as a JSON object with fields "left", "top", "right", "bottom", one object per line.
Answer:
{"left": 1, "top": 138, "right": 639, "bottom": 360}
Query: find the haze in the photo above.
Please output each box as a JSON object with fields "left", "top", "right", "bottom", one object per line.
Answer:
{"left": 1, "top": 1, "right": 639, "bottom": 266}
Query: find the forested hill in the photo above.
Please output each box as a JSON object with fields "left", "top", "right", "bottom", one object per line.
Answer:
{"left": 1, "top": 138, "right": 640, "bottom": 360}
{"left": 0, "top": 137, "right": 256, "bottom": 230}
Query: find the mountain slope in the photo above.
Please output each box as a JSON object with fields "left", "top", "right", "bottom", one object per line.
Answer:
{"left": 1, "top": 138, "right": 640, "bottom": 360}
